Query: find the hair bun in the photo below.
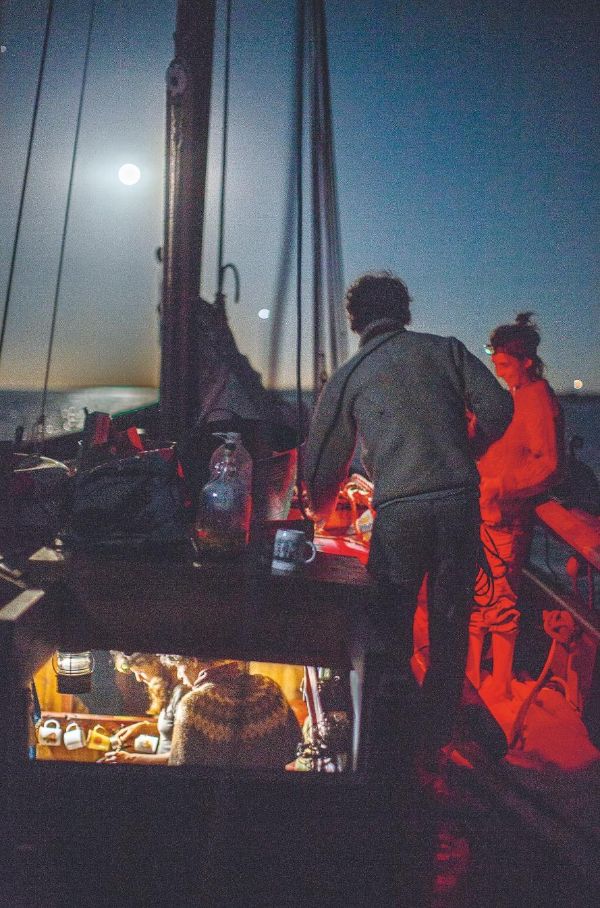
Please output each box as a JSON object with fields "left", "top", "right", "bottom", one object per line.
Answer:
{"left": 515, "top": 311, "right": 535, "bottom": 327}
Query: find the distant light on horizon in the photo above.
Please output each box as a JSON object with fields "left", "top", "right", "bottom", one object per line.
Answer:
{"left": 258, "top": 308, "right": 270, "bottom": 320}
{"left": 573, "top": 379, "right": 583, "bottom": 390}
{"left": 118, "top": 163, "right": 141, "bottom": 186}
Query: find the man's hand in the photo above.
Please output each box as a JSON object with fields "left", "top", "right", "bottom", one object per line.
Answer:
{"left": 466, "top": 408, "right": 477, "bottom": 440}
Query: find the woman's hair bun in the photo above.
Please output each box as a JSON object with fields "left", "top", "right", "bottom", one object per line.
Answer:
{"left": 489, "top": 311, "right": 544, "bottom": 378}
{"left": 515, "top": 311, "right": 536, "bottom": 328}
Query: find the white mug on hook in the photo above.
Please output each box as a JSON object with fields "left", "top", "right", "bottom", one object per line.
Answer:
{"left": 63, "top": 721, "right": 86, "bottom": 750}
{"left": 271, "top": 528, "right": 317, "bottom": 575}
{"left": 37, "top": 718, "right": 62, "bottom": 746}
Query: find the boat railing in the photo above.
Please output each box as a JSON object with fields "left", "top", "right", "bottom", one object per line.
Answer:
{"left": 532, "top": 498, "right": 599, "bottom": 622}
{"left": 514, "top": 500, "right": 600, "bottom": 739}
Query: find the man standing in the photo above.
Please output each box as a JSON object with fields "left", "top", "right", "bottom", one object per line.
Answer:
{"left": 305, "top": 272, "right": 513, "bottom": 775}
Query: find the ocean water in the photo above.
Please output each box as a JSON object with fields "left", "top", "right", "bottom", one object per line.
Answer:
{"left": 557, "top": 396, "right": 600, "bottom": 477}
{"left": 0, "top": 387, "right": 159, "bottom": 442}
{"left": 1, "top": 386, "right": 598, "bottom": 478}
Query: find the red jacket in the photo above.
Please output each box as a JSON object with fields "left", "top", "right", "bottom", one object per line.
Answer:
{"left": 478, "top": 379, "right": 563, "bottom": 524}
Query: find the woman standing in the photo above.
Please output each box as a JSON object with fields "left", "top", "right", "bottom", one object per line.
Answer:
{"left": 467, "top": 313, "right": 563, "bottom": 699}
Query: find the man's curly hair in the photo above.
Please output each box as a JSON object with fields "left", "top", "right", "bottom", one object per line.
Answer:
{"left": 345, "top": 271, "right": 412, "bottom": 333}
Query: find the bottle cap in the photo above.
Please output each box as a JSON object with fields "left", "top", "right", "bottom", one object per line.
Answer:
{"left": 212, "top": 431, "right": 241, "bottom": 445}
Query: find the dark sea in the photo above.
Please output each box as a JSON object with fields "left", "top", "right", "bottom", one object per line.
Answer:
{"left": 1, "top": 386, "right": 599, "bottom": 479}
{"left": 0, "top": 387, "right": 159, "bottom": 443}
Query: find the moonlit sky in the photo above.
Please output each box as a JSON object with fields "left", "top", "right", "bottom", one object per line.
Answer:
{"left": 1, "top": 0, "right": 598, "bottom": 393}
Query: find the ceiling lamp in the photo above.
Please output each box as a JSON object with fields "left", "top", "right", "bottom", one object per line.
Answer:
{"left": 52, "top": 651, "right": 95, "bottom": 694}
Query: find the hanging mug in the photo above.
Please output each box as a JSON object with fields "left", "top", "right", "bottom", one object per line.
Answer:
{"left": 37, "top": 718, "right": 62, "bottom": 747}
{"left": 86, "top": 724, "right": 112, "bottom": 752}
{"left": 63, "top": 721, "right": 86, "bottom": 750}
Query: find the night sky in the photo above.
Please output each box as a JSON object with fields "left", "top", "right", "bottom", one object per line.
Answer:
{"left": 1, "top": 0, "right": 598, "bottom": 392}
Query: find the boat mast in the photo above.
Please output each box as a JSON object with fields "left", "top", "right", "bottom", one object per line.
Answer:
{"left": 160, "top": 0, "right": 217, "bottom": 439}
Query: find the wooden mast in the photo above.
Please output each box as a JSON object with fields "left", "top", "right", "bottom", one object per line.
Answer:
{"left": 160, "top": 0, "right": 217, "bottom": 439}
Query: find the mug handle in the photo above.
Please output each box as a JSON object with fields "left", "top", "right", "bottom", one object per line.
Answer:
{"left": 44, "top": 719, "right": 60, "bottom": 729}
{"left": 65, "top": 721, "right": 78, "bottom": 732}
{"left": 302, "top": 540, "right": 317, "bottom": 564}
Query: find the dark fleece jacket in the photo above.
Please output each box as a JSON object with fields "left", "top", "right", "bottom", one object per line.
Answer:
{"left": 306, "top": 321, "right": 513, "bottom": 520}
{"left": 169, "top": 663, "right": 301, "bottom": 768}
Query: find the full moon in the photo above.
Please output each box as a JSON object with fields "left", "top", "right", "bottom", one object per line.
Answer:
{"left": 118, "top": 163, "right": 141, "bottom": 186}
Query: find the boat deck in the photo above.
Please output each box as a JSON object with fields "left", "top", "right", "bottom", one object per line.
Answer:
{"left": 1, "top": 759, "right": 596, "bottom": 907}
{"left": 1, "top": 535, "right": 599, "bottom": 905}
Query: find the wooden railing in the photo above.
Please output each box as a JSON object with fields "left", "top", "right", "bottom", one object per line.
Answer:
{"left": 533, "top": 499, "right": 600, "bottom": 630}
{"left": 516, "top": 500, "right": 600, "bottom": 732}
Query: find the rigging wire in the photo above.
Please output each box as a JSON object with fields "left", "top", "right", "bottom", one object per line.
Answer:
{"left": 314, "top": 0, "right": 347, "bottom": 370}
{"left": 36, "top": 0, "right": 97, "bottom": 440}
{"left": 216, "top": 0, "right": 233, "bottom": 305}
{"left": 266, "top": 134, "right": 296, "bottom": 388}
{"left": 269, "top": 0, "right": 346, "bottom": 395}
{"left": 294, "top": 0, "right": 309, "bottom": 520}
{"left": 310, "top": 2, "right": 325, "bottom": 396}
{"left": 0, "top": 0, "right": 55, "bottom": 376}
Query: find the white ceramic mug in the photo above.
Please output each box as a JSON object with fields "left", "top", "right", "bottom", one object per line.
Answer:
{"left": 37, "top": 718, "right": 62, "bottom": 746}
{"left": 134, "top": 734, "right": 159, "bottom": 754}
{"left": 63, "top": 721, "right": 86, "bottom": 750}
{"left": 271, "top": 528, "right": 317, "bottom": 574}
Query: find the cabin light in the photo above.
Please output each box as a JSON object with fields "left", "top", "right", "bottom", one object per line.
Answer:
{"left": 258, "top": 308, "right": 270, "bottom": 320}
{"left": 573, "top": 379, "right": 583, "bottom": 390}
{"left": 52, "top": 651, "right": 95, "bottom": 694}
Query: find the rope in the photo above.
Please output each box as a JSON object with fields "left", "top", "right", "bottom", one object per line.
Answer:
{"left": 0, "top": 0, "right": 55, "bottom": 376}
{"left": 37, "top": 0, "right": 97, "bottom": 440}
{"left": 473, "top": 522, "right": 511, "bottom": 607}
{"left": 216, "top": 0, "right": 233, "bottom": 301}
{"left": 509, "top": 638, "right": 557, "bottom": 749}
